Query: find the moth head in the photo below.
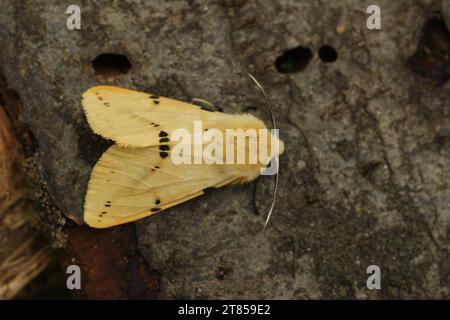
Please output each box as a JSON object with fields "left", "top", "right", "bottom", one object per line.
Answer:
{"left": 258, "top": 129, "right": 284, "bottom": 166}
{"left": 271, "top": 133, "right": 284, "bottom": 157}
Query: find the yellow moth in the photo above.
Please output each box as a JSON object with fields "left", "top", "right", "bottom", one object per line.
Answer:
{"left": 82, "top": 79, "right": 284, "bottom": 229}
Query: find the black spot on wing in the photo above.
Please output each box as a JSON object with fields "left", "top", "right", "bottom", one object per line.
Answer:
{"left": 159, "top": 151, "right": 169, "bottom": 159}
{"left": 159, "top": 137, "right": 169, "bottom": 143}
{"left": 159, "top": 145, "right": 170, "bottom": 151}
{"left": 155, "top": 199, "right": 161, "bottom": 205}
{"left": 151, "top": 208, "right": 161, "bottom": 212}
{"left": 159, "top": 131, "right": 168, "bottom": 137}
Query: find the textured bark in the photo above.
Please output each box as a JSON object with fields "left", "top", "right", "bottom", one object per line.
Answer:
{"left": 0, "top": 0, "right": 448, "bottom": 299}
{"left": 0, "top": 75, "right": 53, "bottom": 299}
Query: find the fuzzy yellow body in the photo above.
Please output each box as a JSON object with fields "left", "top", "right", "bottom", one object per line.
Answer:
{"left": 82, "top": 86, "right": 284, "bottom": 228}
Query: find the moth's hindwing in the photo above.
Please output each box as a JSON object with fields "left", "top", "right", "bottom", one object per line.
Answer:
{"left": 84, "top": 144, "right": 242, "bottom": 228}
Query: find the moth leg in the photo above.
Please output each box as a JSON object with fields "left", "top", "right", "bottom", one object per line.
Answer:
{"left": 191, "top": 98, "right": 223, "bottom": 112}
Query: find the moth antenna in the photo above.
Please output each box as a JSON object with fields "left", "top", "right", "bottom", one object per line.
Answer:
{"left": 247, "top": 72, "right": 279, "bottom": 231}
{"left": 247, "top": 73, "right": 277, "bottom": 129}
